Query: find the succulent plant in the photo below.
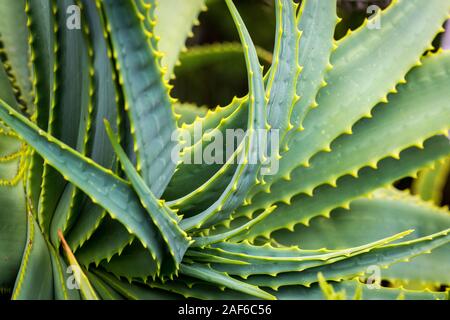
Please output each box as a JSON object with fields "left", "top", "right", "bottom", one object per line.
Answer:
{"left": 0, "top": 0, "right": 450, "bottom": 300}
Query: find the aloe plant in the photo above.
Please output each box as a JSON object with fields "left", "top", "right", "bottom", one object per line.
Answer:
{"left": 0, "top": 0, "right": 449, "bottom": 300}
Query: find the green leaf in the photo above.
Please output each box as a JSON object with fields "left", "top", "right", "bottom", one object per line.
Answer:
{"left": 75, "top": 216, "right": 133, "bottom": 267}
{"left": 413, "top": 157, "right": 450, "bottom": 205}
{"left": 80, "top": 0, "right": 119, "bottom": 170}
{"left": 273, "top": 279, "right": 447, "bottom": 300}
{"left": 206, "top": 230, "right": 412, "bottom": 277}
{"left": 176, "top": 96, "right": 246, "bottom": 143}
{"left": 12, "top": 213, "right": 53, "bottom": 300}
{"left": 93, "top": 269, "right": 180, "bottom": 300}
{"left": 39, "top": 0, "right": 91, "bottom": 239}
{"left": 273, "top": 188, "right": 450, "bottom": 285}
{"left": 86, "top": 271, "right": 124, "bottom": 300}
{"left": 265, "top": 0, "right": 300, "bottom": 137}
{"left": 105, "top": 120, "right": 191, "bottom": 270}
{"left": 290, "top": 0, "right": 338, "bottom": 129}
{"left": 244, "top": 228, "right": 450, "bottom": 290}
{"left": 0, "top": 61, "right": 21, "bottom": 112}
{"left": 58, "top": 230, "right": 99, "bottom": 300}
{"left": 66, "top": 202, "right": 107, "bottom": 251}
{"left": 154, "top": 0, "right": 206, "bottom": 78}
{"left": 191, "top": 206, "right": 276, "bottom": 247}
{"left": 25, "top": 0, "right": 54, "bottom": 130}
{"left": 173, "top": 103, "right": 208, "bottom": 126}
{"left": 168, "top": 0, "right": 298, "bottom": 217}
{"left": 24, "top": 0, "right": 55, "bottom": 215}
{"left": 179, "top": 263, "right": 276, "bottom": 300}
{"left": 100, "top": 241, "right": 159, "bottom": 281}
{"left": 0, "top": 132, "right": 23, "bottom": 158}
{"left": 103, "top": 0, "right": 177, "bottom": 197}
{"left": 244, "top": 0, "right": 450, "bottom": 217}
{"left": 274, "top": 188, "right": 450, "bottom": 248}
{"left": 178, "top": 0, "right": 267, "bottom": 230}
{"left": 177, "top": 42, "right": 273, "bottom": 72}
{"left": 91, "top": 247, "right": 161, "bottom": 284}
{"left": 233, "top": 0, "right": 338, "bottom": 208}
{"left": 0, "top": 97, "right": 166, "bottom": 276}
{"left": 0, "top": 0, "right": 33, "bottom": 110}
{"left": 317, "top": 273, "right": 346, "bottom": 300}
{"left": 139, "top": 276, "right": 448, "bottom": 300}
{"left": 208, "top": 242, "right": 336, "bottom": 259}
{"left": 145, "top": 277, "right": 253, "bottom": 300}
{"left": 167, "top": 99, "right": 247, "bottom": 214}
{"left": 64, "top": 0, "right": 122, "bottom": 252}
{"left": 185, "top": 250, "right": 249, "bottom": 265}
{"left": 48, "top": 245, "right": 80, "bottom": 300}
{"left": 231, "top": 136, "right": 450, "bottom": 241}
{"left": 231, "top": 51, "right": 450, "bottom": 225}
{"left": 0, "top": 134, "right": 26, "bottom": 289}
{"left": 172, "top": 42, "right": 272, "bottom": 106}
{"left": 307, "top": 0, "right": 448, "bottom": 159}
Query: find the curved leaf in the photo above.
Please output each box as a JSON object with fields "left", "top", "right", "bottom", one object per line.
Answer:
{"left": 12, "top": 213, "right": 53, "bottom": 300}
{"left": 0, "top": 135, "right": 26, "bottom": 289}
{"left": 0, "top": 97, "right": 167, "bottom": 276}
{"left": 154, "top": 0, "right": 206, "bottom": 78}
{"left": 231, "top": 51, "right": 450, "bottom": 225}
{"left": 180, "top": 263, "right": 275, "bottom": 300}
{"left": 105, "top": 121, "right": 191, "bottom": 270}
{"left": 103, "top": 0, "right": 177, "bottom": 197}
{"left": 0, "top": 0, "right": 33, "bottom": 110}
{"left": 413, "top": 157, "right": 450, "bottom": 205}
{"left": 25, "top": 0, "right": 55, "bottom": 214}
{"left": 179, "top": 0, "right": 267, "bottom": 230}
{"left": 58, "top": 230, "right": 98, "bottom": 300}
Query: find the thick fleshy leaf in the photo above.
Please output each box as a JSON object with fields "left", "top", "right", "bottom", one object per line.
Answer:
{"left": 58, "top": 230, "right": 98, "bottom": 300}
{"left": 179, "top": 263, "right": 275, "bottom": 300}
{"left": 93, "top": 269, "right": 180, "bottom": 300}
{"left": 290, "top": 0, "right": 338, "bottom": 130}
{"left": 206, "top": 230, "right": 413, "bottom": 277}
{"left": 0, "top": 133, "right": 26, "bottom": 289}
{"left": 274, "top": 188, "right": 450, "bottom": 286}
{"left": 48, "top": 245, "right": 80, "bottom": 300}
{"left": 274, "top": 279, "right": 447, "bottom": 300}
{"left": 230, "top": 51, "right": 450, "bottom": 237}
{"left": 103, "top": 0, "right": 177, "bottom": 197}
{"left": 265, "top": 0, "right": 300, "bottom": 138}
{"left": 167, "top": 99, "right": 247, "bottom": 214}
{"left": 412, "top": 158, "right": 450, "bottom": 205}
{"left": 65, "top": 0, "right": 121, "bottom": 251}
{"left": 25, "top": 0, "right": 54, "bottom": 213}
{"left": 12, "top": 214, "right": 53, "bottom": 300}
{"left": 86, "top": 271, "right": 123, "bottom": 300}
{"left": 39, "top": 0, "right": 91, "bottom": 241}
{"left": 231, "top": 135, "right": 450, "bottom": 240}
{"left": 173, "top": 103, "right": 208, "bottom": 127}
{"left": 244, "top": 228, "right": 450, "bottom": 289}
{"left": 178, "top": 0, "right": 267, "bottom": 230}
{"left": 100, "top": 241, "right": 159, "bottom": 281}
{"left": 0, "top": 97, "right": 166, "bottom": 276}
{"left": 154, "top": 0, "right": 206, "bottom": 78}
{"left": 0, "top": 0, "right": 33, "bottom": 110}
{"left": 0, "top": 62, "right": 21, "bottom": 112}
{"left": 105, "top": 121, "right": 191, "bottom": 270}
{"left": 0, "top": 89, "right": 22, "bottom": 256}
{"left": 75, "top": 216, "right": 133, "bottom": 268}
{"left": 241, "top": 0, "right": 450, "bottom": 222}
